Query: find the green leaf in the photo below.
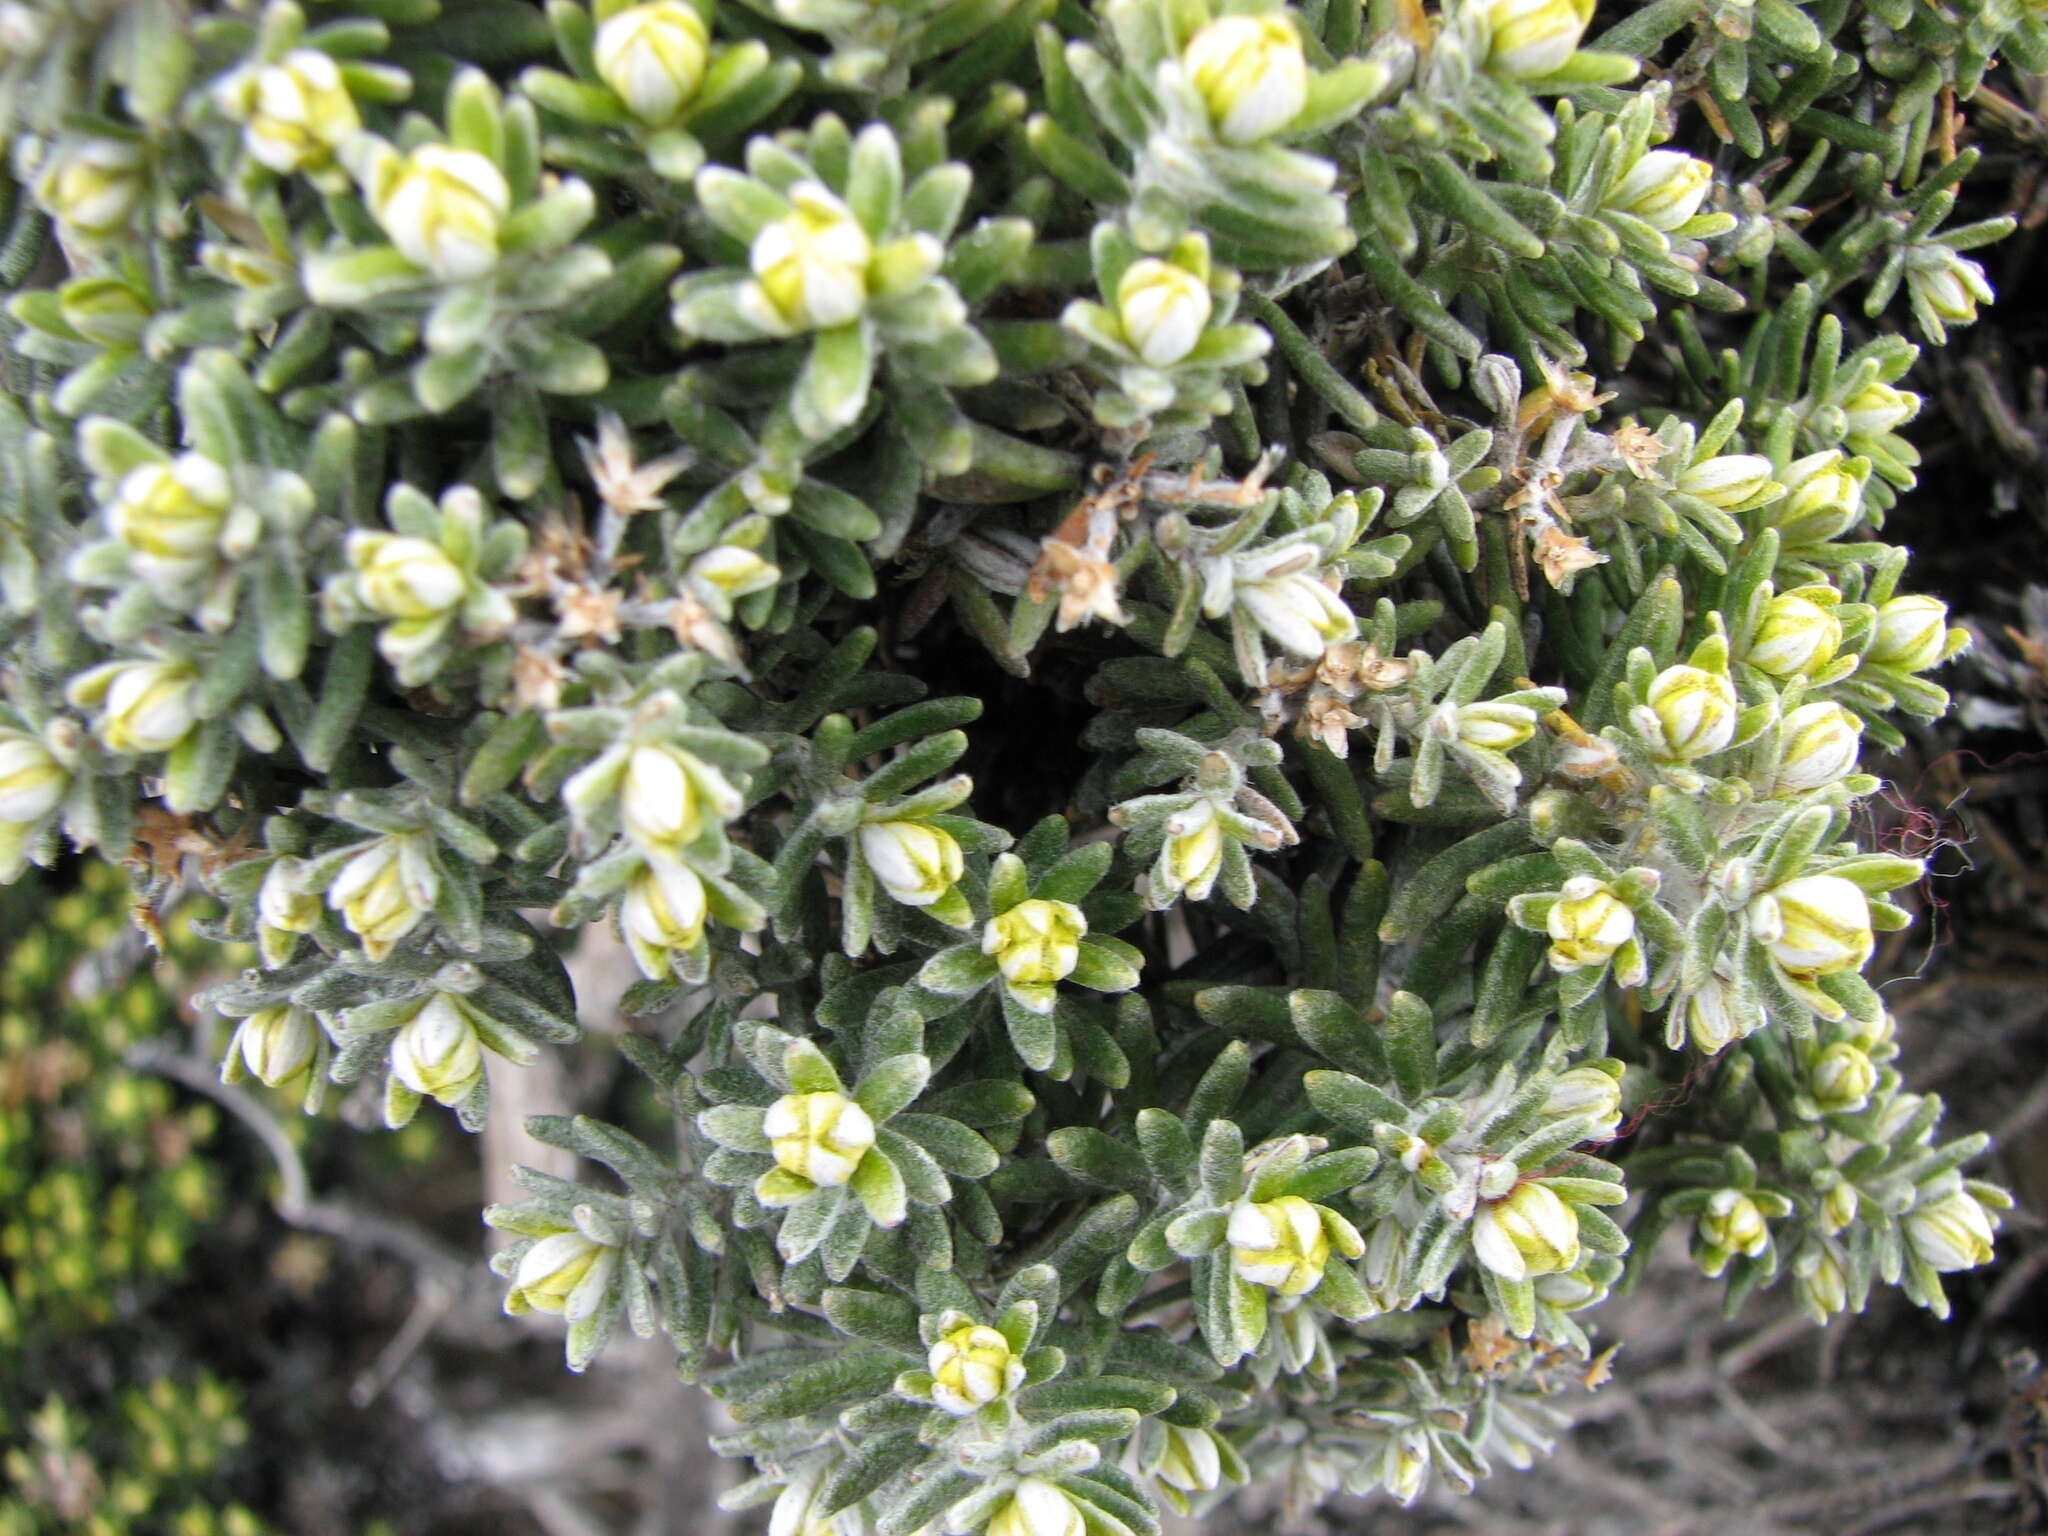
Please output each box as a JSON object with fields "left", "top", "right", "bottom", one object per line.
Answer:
{"left": 852, "top": 1148, "right": 908, "bottom": 1227}
{"left": 854, "top": 1054, "right": 931, "bottom": 1122}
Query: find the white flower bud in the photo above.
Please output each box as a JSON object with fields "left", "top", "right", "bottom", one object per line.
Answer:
{"left": 619, "top": 741, "right": 740, "bottom": 853}
{"left": 747, "top": 182, "right": 872, "bottom": 332}
{"left": 347, "top": 532, "right": 466, "bottom": 621}
{"left": 507, "top": 1228, "right": 618, "bottom": 1319}
{"left": 1453, "top": 700, "right": 1538, "bottom": 752}
{"left": 982, "top": 897, "right": 1087, "bottom": 1011}
{"left": 1605, "top": 150, "right": 1713, "bottom": 232}
{"left": 1644, "top": 661, "right": 1737, "bottom": 761}
{"left": 1821, "top": 1181, "right": 1859, "bottom": 1235}
{"left": 108, "top": 455, "right": 232, "bottom": 573}
{"left": 1115, "top": 257, "right": 1214, "bottom": 369}
{"left": 1472, "top": 1182, "right": 1581, "bottom": 1281}
{"left": 1841, "top": 381, "right": 1919, "bottom": 439}
{"left": 1545, "top": 878, "right": 1635, "bottom": 972}
{"left": 593, "top": 1, "right": 711, "bottom": 124}
{"left": 1905, "top": 247, "right": 1991, "bottom": 329}
{"left": 1798, "top": 1245, "right": 1848, "bottom": 1315}
{"left": 230, "top": 1006, "right": 319, "bottom": 1090}
{"left": 390, "top": 993, "right": 485, "bottom": 1105}
{"left": 687, "top": 545, "right": 780, "bottom": 600}
{"left": 989, "top": 1480, "right": 1085, "bottom": 1536}
{"left": 1481, "top": 0, "right": 1594, "bottom": 78}
{"left": 859, "top": 819, "right": 965, "bottom": 908}
{"left": 327, "top": 833, "right": 438, "bottom": 960}
{"left": 1151, "top": 1423, "right": 1226, "bottom": 1495}
{"left": 927, "top": 1321, "right": 1024, "bottom": 1415}
{"left": 1677, "top": 453, "right": 1779, "bottom": 511}
{"left": 1182, "top": 15, "right": 1310, "bottom": 145}
{"left": 764, "top": 1089, "right": 876, "bottom": 1188}
{"left": 374, "top": 144, "right": 511, "bottom": 281}
{"left": 1542, "top": 1064, "right": 1623, "bottom": 1137}
{"left": 1904, "top": 1190, "right": 1997, "bottom": 1273}
{"left": 1750, "top": 874, "right": 1873, "bottom": 979}
{"left": 1699, "top": 1188, "right": 1769, "bottom": 1260}
{"left": 0, "top": 733, "right": 65, "bottom": 825}
{"left": 244, "top": 50, "right": 361, "bottom": 175}
{"left": 1771, "top": 700, "right": 1862, "bottom": 795}
{"left": 1157, "top": 800, "right": 1225, "bottom": 902}
{"left": 1228, "top": 1195, "right": 1334, "bottom": 1296}
{"left": 620, "top": 856, "right": 708, "bottom": 980}
{"left": 1236, "top": 570, "right": 1357, "bottom": 659}
{"left": 1867, "top": 594, "right": 1949, "bottom": 672}
{"left": 257, "top": 856, "right": 321, "bottom": 966}
{"left": 1683, "top": 967, "right": 1759, "bottom": 1054}
{"left": 1747, "top": 588, "right": 1842, "bottom": 679}
{"left": 1809, "top": 1041, "right": 1875, "bottom": 1113}
{"left": 36, "top": 136, "right": 145, "bottom": 238}
{"left": 1772, "top": 452, "right": 1863, "bottom": 545}
{"left": 73, "top": 659, "right": 202, "bottom": 755}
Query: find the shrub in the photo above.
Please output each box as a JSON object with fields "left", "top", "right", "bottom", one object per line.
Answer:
{"left": 0, "top": 0, "right": 2022, "bottom": 1526}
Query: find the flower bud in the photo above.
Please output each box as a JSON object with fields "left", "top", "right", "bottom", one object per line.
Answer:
{"left": 1115, "top": 258, "right": 1213, "bottom": 369}
{"left": 229, "top": 1006, "right": 319, "bottom": 1090}
{"left": 1771, "top": 700, "right": 1862, "bottom": 795}
{"left": 507, "top": 1229, "right": 617, "bottom": 1319}
{"left": 1821, "top": 1180, "right": 1859, "bottom": 1235}
{"left": 1809, "top": 1041, "right": 1875, "bottom": 1114}
{"left": 1228, "top": 1195, "right": 1334, "bottom": 1296}
{"left": 244, "top": 49, "right": 361, "bottom": 175}
{"left": 1906, "top": 248, "right": 1991, "bottom": 329}
{"left": 1904, "top": 1189, "right": 1996, "bottom": 1273}
{"left": 982, "top": 898, "right": 1087, "bottom": 1010}
{"left": 1750, "top": 874, "right": 1873, "bottom": 979}
{"left": 1237, "top": 570, "right": 1357, "bottom": 659}
{"left": 390, "top": 993, "right": 485, "bottom": 1105}
{"left": 1545, "top": 877, "right": 1636, "bottom": 972}
{"left": 859, "top": 819, "right": 965, "bottom": 908}
{"left": 347, "top": 531, "right": 466, "bottom": 621}
{"left": 927, "top": 1322, "right": 1024, "bottom": 1415}
{"left": 1699, "top": 1188, "right": 1769, "bottom": 1260}
{"left": 1771, "top": 451, "right": 1863, "bottom": 545}
{"left": 1867, "top": 594, "right": 1949, "bottom": 672}
{"left": 1472, "top": 1182, "right": 1580, "bottom": 1281}
{"left": 593, "top": 1, "right": 711, "bottom": 125}
{"left": 1747, "top": 588, "right": 1842, "bottom": 679}
{"left": 687, "top": 545, "right": 780, "bottom": 601}
{"left": 1797, "top": 1245, "right": 1848, "bottom": 1316}
{"left": 619, "top": 741, "right": 738, "bottom": 853}
{"left": 1542, "top": 1064, "right": 1623, "bottom": 1137}
{"left": 989, "top": 1480, "right": 1085, "bottom": 1536}
{"left": 1841, "top": 381, "right": 1919, "bottom": 439}
{"left": 620, "top": 857, "right": 708, "bottom": 980}
{"left": 1605, "top": 150, "right": 1713, "bottom": 232}
{"left": 1151, "top": 1423, "right": 1226, "bottom": 1496}
{"left": 1481, "top": 0, "right": 1594, "bottom": 78}
{"left": 256, "top": 857, "right": 321, "bottom": 966}
{"left": 1453, "top": 700, "right": 1537, "bottom": 752}
{"left": 1182, "top": 15, "right": 1310, "bottom": 144}
{"left": 73, "top": 659, "right": 202, "bottom": 755}
{"left": 1677, "top": 453, "right": 1778, "bottom": 511}
{"left": 36, "top": 136, "right": 145, "bottom": 238}
{"left": 327, "top": 833, "right": 437, "bottom": 960}
{"left": 1644, "top": 662, "right": 1738, "bottom": 760}
{"left": 374, "top": 144, "right": 511, "bottom": 281}
{"left": 748, "top": 183, "right": 872, "bottom": 332}
{"left": 1157, "top": 800, "right": 1225, "bottom": 902}
{"left": 1683, "top": 968, "right": 1758, "bottom": 1054}
{"left": 108, "top": 455, "right": 232, "bottom": 572}
{"left": 763, "top": 1089, "right": 876, "bottom": 1188}
{"left": 0, "top": 733, "right": 65, "bottom": 825}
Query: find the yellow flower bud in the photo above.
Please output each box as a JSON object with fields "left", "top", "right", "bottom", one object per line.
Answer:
{"left": 618, "top": 741, "right": 739, "bottom": 853}
{"left": 244, "top": 49, "right": 361, "bottom": 176}
{"left": 1683, "top": 967, "right": 1759, "bottom": 1054}
{"left": 1453, "top": 700, "right": 1538, "bottom": 752}
{"left": 327, "top": 833, "right": 438, "bottom": 961}
{"left": 0, "top": 733, "right": 65, "bottom": 825}
{"left": 1482, "top": 0, "right": 1595, "bottom": 78}
{"left": 593, "top": 1, "right": 711, "bottom": 125}
{"left": 1750, "top": 874, "right": 1873, "bottom": 979}
{"left": 1236, "top": 569, "right": 1357, "bottom": 658}
{"left": 1472, "top": 1182, "right": 1580, "bottom": 1281}
{"left": 981, "top": 897, "right": 1087, "bottom": 1011}
{"left": 763, "top": 1089, "right": 876, "bottom": 1188}
{"left": 1644, "top": 662, "right": 1738, "bottom": 760}
{"left": 1677, "top": 453, "right": 1779, "bottom": 511}
{"left": 1771, "top": 452, "right": 1864, "bottom": 545}
{"left": 687, "top": 545, "right": 780, "bottom": 600}
{"left": 1809, "top": 1041, "right": 1875, "bottom": 1114}
{"left": 72, "top": 659, "right": 202, "bottom": 756}
{"left": 1867, "top": 594, "right": 1949, "bottom": 673}
{"left": 859, "top": 819, "right": 965, "bottom": 908}
{"left": 1699, "top": 1188, "right": 1769, "bottom": 1261}
{"left": 1115, "top": 257, "right": 1214, "bottom": 369}
{"left": 108, "top": 455, "right": 232, "bottom": 572}
{"left": 620, "top": 857, "right": 708, "bottom": 980}
{"left": 1151, "top": 1423, "right": 1226, "bottom": 1495}
{"left": 347, "top": 532, "right": 466, "bottom": 621}
{"left": 1771, "top": 700, "right": 1862, "bottom": 795}
{"left": 1157, "top": 800, "right": 1225, "bottom": 902}
{"left": 1821, "top": 1181, "right": 1859, "bottom": 1235}
{"left": 989, "top": 1480, "right": 1085, "bottom": 1536}
{"left": 507, "top": 1228, "right": 617, "bottom": 1318}
{"left": 927, "top": 1322, "right": 1023, "bottom": 1415}
{"left": 1841, "top": 381, "right": 1919, "bottom": 439}
{"left": 747, "top": 183, "right": 872, "bottom": 332}
{"left": 1904, "top": 1189, "right": 1996, "bottom": 1273}
{"left": 1906, "top": 248, "right": 1991, "bottom": 329}
{"left": 390, "top": 993, "right": 485, "bottom": 1105}
{"left": 1182, "top": 15, "right": 1310, "bottom": 144}
{"left": 1545, "top": 877, "right": 1636, "bottom": 972}
{"left": 374, "top": 144, "right": 511, "bottom": 281}
{"left": 1228, "top": 1194, "right": 1334, "bottom": 1296}
{"left": 1542, "top": 1064, "right": 1623, "bottom": 1136}
{"left": 36, "top": 136, "right": 145, "bottom": 238}
{"left": 1747, "top": 587, "right": 1842, "bottom": 679}
{"left": 1606, "top": 150, "right": 1713, "bottom": 232}
{"left": 229, "top": 1006, "right": 319, "bottom": 1091}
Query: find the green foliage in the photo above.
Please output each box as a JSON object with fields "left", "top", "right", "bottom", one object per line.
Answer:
{"left": 0, "top": 0, "right": 2022, "bottom": 1526}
